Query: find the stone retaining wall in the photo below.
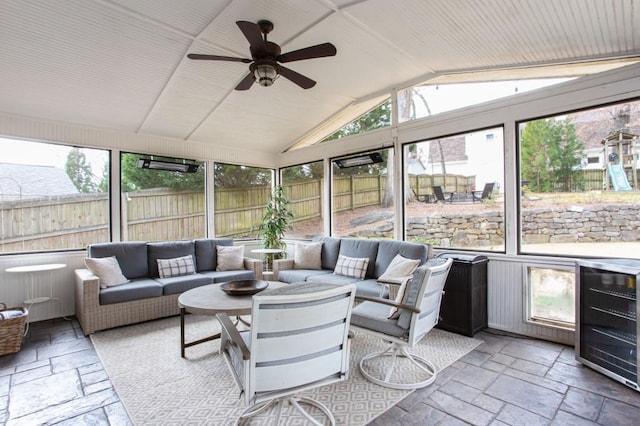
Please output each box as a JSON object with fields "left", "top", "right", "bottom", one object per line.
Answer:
{"left": 355, "top": 204, "right": 640, "bottom": 247}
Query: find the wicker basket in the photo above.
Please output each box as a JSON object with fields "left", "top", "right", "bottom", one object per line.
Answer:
{"left": 0, "top": 303, "right": 28, "bottom": 356}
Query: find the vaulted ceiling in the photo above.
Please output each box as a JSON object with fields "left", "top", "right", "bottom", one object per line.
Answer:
{"left": 1, "top": 0, "right": 638, "bottom": 156}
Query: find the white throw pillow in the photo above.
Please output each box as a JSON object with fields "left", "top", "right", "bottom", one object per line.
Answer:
{"left": 216, "top": 245, "right": 244, "bottom": 271}
{"left": 378, "top": 254, "right": 420, "bottom": 282}
{"left": 294, "top": 242, "right": 323, "bottom": 270}
{"left": 388, "top": 277, "right": 412, "bottom": 319}
{"left": 334, "top": 255, "right": 369, "bottom": 279}
{"left": 157, "top": 255, "right": 195, "bottom": 278}
{"left": 84, "top": 256, "right": 130, "bottom": 289}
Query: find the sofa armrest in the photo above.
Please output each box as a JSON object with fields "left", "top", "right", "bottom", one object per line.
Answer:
{"left": 272, "top": 258, "right": 295, "bottom": 280}
{"left": 243, "top": 257, "right": 263, "bottom": 280}
{"left": 74, "top": 268, "right": 101, "bottom": 333}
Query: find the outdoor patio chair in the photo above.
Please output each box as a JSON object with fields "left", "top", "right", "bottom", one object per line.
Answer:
{"left": 217, "top": 282, "right": 356, "bottom": 425}
{"left": 349, "top": 257, "right": 453, "bottom": 389}
{"left": 411, "top": 187, "right": 433, "bottom": 203}
{"left": 432, "top": 185, "right": 454, "bottom": 203}
{"left": 472, "top": 182, "right": 495, "bottom": 202}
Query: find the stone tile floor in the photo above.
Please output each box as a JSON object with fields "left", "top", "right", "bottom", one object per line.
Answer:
{"left": 1, "top": 318, "right": 640, "bottom": 425}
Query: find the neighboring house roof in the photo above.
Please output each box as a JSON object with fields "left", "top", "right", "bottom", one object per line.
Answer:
{"left": 0, "top": 163, "right": 79, "bottom": 199}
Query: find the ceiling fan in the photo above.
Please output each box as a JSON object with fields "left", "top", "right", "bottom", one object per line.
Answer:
{"left": 187, "top": 20, "right": 336, "bottom": 90}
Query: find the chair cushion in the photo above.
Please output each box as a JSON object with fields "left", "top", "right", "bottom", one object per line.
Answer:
{"left": 88, "top": 242, "right": 149, "bottom": 279}
{"left": 84, "top": 256, "right": 130, "bottom": 288}
{"left": 398, "top": 258, "right": 448, "bottom": 329}
{"left": 351, "top": 301, "right": 408, "bottom": 338}
{"left": 147, "top": 241, "right": 195, "bottom": 278}
{"left": 194, "top": 238, "right": 233, "bottom": 272}
{"left": 294, "top": 242, "right": 323, "bottom": 270}
{"left": 157, "top": 255, "right": 196, "bottom": 278}
{"left": 337, "top": 238, "right": 379, "bottom": 278}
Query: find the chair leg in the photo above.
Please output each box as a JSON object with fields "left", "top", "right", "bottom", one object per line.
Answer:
{"left": 237, "top": 395, "right": 335, "bottom": 425}
{"left": 359, "top": 342, "right": 437, "bottom": 390}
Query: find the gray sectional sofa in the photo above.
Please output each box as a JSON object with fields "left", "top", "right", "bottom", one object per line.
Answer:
{"left": 74, "top": 239, "right": 261, "bottom": 335}
{"left": 273, "top": 237, "right": 431, "bottom": 297}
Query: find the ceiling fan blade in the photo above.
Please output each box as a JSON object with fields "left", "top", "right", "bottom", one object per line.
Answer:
{"left": 277, "top": 42, "right": 337, "bottom": 63}
{"left": 278, "top": 66, "right": 316, "bottom": 89}
{"left": 236, "top": 21, "right": 266, "bottom": 51}
{"left": 235, "top": 72, "right": 255, "bottom": 90}
{"left": 187, "top": 54, "right": 252, "bottom": 63}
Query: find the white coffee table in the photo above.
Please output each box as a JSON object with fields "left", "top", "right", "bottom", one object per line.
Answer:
{"left": 178, "top": 280, "right": 286, "bottom": 358}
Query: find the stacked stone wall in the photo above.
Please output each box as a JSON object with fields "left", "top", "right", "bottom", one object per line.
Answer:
{"left": 354, "top": 204, "right": 640, "bottom": 247}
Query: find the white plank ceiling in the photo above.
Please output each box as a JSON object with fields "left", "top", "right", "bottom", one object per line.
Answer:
{"left": 0, "top": 0, "right": 638, "bottom": 155}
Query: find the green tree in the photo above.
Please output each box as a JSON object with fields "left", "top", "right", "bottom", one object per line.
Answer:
{"left": 65, "top": 148, "right": 96, "bottom": 193}
{"left": 258, "top": 184, "right": 294, "bottom": 252}
{"left": 323, "top": 99, "right": 391, "bottom": 141}
{"left": 120, "top": 153, "right": 204, "bottom": 192}
{"left": 213, "top": 163, "right": 272, "bottom": 187}
{"left": 521, "top": 118, "right": 584, "bottom": 192}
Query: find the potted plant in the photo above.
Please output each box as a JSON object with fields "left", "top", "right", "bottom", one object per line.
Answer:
{"left": 258, "top": 185, "right": 294, "bottom": 268}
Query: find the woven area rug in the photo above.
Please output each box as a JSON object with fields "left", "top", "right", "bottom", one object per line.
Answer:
{"left": 92, "top": 315, "right": 482, "bottom": 425}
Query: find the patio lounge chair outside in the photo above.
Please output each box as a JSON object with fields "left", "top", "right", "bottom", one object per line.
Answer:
{"left": 432, "top": 185, "right": 453, "bottom": 203}
{"left": 472, "top": 182, "right": 495, "bottom": 203}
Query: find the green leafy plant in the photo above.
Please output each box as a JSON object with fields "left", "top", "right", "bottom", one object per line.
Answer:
{"left": 258, "top": 185, "right": 294, "bottom": 255}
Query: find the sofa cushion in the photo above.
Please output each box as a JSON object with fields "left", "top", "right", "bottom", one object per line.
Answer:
{"left": 216, "top": 246, "right": 244, "bottom": 271}
{"left": 277, "top": 269, "right": 332, "bottom": 284}
{"left": 99, "top": 278, "right": 163, "bottom": 305}
{"left": 84, "top": 256, "right": 130, "bottom": 288}
{"left": 157, "top": 255, "right": 196, "bottom": 278}
{"left": 194, "top": 238, "right": 234, "bottom": 272}
{"left": 312, "top": 236, "right": 342, "bottom": 270}
{"left": 355, "top": 278, "right": 389, "bottom": 298}
{"left": 147, "top": 241, "right": 195, "bottom": 278}
{"left": 337, "top": 238, "right": 379, "bottom": 278}
{"left": 294, "top": 242, "right": 322, "bottom": 270}
{"left": 200, "top": 270, "right": 256, "bottom": 283}
{"left": 158, "top": 273, "right": 213, "bottom": 295}
{"left": 307, "top": 273, "right": 360, "bottom": 285}
{"left": 374, "top": 240, "right": 428, "bottom": 278}
{"left": 88, "top": 242, "right": 149, "bottom": 279}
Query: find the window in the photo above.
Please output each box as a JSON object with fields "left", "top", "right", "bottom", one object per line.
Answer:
{"left": 120, "top": 153, "right": 205, "bottom": 242}
{"left": 0, "top": 139, "right": 109, "bottom": 253}
{"left": 518, "top": 99, "right": 640, "bottom": 258}
{"left": 331, "top": 149, "right": 393, "bottom": 238}
{"left": 405, "top": 127, "right": 505, "bottom": 251}
{"left": 322, "top": 100, "right": 391, "bottom": 142}
{"left": 525, "top": 266, "right": 575, "bottom": 328}
{"left": 281, "top": 161, "right": 324, "bottom": 239}
{"left": 397, "top": 79, "right": 573, "bottom": 123}
{"left": 213, "top": 163, "right": 273, "bottom": 239}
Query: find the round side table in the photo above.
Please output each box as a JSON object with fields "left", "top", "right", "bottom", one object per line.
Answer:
{"left": 6, "top": 263, "right": 68, "bottom": 333}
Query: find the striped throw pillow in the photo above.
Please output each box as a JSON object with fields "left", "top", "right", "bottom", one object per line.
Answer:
{"left": 334, "top": 255, "right": 369, "bottom": 279}
{"left": 157, "top": 255, "right": 196, "bottom": 278}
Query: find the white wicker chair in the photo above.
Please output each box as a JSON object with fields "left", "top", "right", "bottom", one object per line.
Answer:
{"left": 217, "top": 282, "right": 356, "bottom": 425}
{"left": 349, "top": 258, "right": 453, "bottom": 390}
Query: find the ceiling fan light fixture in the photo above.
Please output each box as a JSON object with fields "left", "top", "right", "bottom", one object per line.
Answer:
{"left": 254, "top": 63, "right": 278, "bottom": 87}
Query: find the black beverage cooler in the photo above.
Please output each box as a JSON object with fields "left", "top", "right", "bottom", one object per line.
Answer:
{"left": 576, "top": 258, "right": 639, "bottom": 392}
{"left": 436, "top": 253, "right": 488, "bottom": 337}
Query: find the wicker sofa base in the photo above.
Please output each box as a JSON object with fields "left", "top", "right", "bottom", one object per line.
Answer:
{"left": 75, "top": 268, "right": 182, "bottom": 335}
